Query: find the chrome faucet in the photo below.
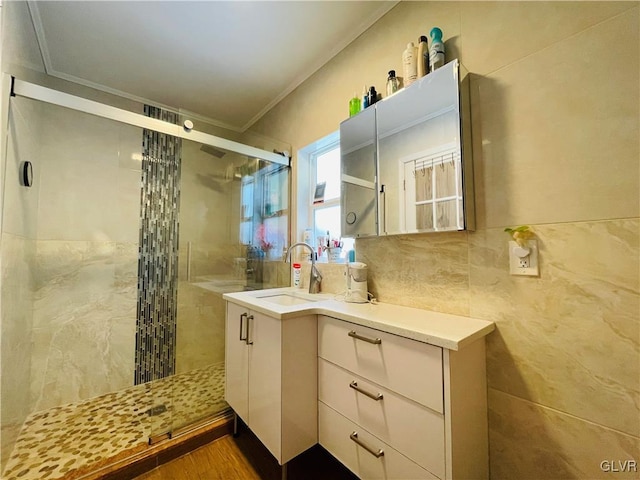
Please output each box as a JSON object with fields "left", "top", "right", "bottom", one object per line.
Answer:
{"left": 285, "top": 242, "right": 322, "bottom": 294}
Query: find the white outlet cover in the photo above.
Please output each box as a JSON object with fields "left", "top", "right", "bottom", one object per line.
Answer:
{"left": 509, "top": 240, "right": 539, "bottom": 276}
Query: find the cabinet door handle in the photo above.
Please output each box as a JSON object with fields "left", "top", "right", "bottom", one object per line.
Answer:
{"left": 246, "top": 315, "right": 254, "bottom": 345}
{"left": 349, "top": 381, "right": 383, "bottom": 401}
{"left": 239, "top": 313, "right": 247, "bottom": 341}
{"left": 348, "top": 330, "right": 382, "bottom": 345}
{"left": 349, "top": 432, "right": 384, "bottom": 458}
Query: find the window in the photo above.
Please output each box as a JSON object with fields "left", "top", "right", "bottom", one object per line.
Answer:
{"left": 299, "top": 132, "right": 354, "bottom": 261}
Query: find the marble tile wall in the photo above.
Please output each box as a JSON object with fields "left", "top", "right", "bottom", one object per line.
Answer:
{"left": 31, "top": 241, "right": 137, "bottom": 412}
{"left": 249, "top": 2, "right": 640, "bottom": 477}
{"left": 36, "top": 104, "right": 141, "bottom": 243}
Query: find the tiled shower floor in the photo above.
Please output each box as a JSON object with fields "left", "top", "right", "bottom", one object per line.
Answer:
{"left": 2, "top": 362, "right": 227, "bottom": 480}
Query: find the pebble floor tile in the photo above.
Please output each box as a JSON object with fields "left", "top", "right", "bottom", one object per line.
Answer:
{"left": 2, "top": 362, "right": 227, "bottom": 480}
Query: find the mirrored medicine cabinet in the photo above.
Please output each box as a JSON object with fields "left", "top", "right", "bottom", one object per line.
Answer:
{"left": 340, "top": 59, "right": 475, "bottom": 237}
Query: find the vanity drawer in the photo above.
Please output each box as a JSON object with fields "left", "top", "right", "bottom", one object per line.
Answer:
{"left": 319, "top": 401, "right": 438, "bottom": 480}
{"left": 319, "top": 359, "right": 445, "bottom": 478}
{"left": 318, "top": 315, "right": 444, "bottom": 412}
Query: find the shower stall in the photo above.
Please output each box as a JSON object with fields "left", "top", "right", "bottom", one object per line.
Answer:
{"left": 0, "top": 82, "right": 290, "bottom": 479}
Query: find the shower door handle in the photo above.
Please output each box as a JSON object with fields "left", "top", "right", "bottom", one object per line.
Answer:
{"left": 380, "top": 185, "right": 387, "bottom": 235}
{"left": 239, "top": 313, "right": 248, "bottom": 341}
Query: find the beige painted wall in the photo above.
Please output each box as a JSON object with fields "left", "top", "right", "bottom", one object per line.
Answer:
{"left": 249, "top": 2, "right": 640, "bottom": 478}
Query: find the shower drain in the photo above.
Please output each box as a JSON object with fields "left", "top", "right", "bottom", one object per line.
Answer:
{"left": 146, "top": 404, "right": 168, "bottom": 416}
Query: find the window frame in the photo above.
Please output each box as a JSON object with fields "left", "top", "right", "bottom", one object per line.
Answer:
{"left": 297, "top": 130, "right": 355, "bottom": 261}
{"left": 309, "top": 139, "right": 341, "bottom": 234}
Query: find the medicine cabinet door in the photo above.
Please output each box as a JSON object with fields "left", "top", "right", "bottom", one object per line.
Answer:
{"left": 340, "top": 106, "right": 378, "bottom": 238}
{"left": 376, "top": 59, "right": 474, "bottom": 235}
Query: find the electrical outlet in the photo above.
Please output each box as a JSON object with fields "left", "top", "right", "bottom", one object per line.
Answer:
{"left": 509, "top": 240, "right": 539, "bottom": 276}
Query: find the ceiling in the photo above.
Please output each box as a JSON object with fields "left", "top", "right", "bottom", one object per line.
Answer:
{"left": 26, "top": 1, "right": 397, "bottom": 132}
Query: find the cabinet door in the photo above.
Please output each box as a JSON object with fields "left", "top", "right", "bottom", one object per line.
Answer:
{"left": 340, "top": 106, "right": 378, "bottom": 238}
{"left": 225, "top": 302, "right": 249, "bottom": 421}
{"left": 248, "top": 310, "right": 282, "bottom": 461}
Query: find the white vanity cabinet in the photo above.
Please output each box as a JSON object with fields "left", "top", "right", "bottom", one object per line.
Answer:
{"left": 318, "top": 315, "right": 489, "bottom": 480}
{"left": 225, "top": 301, "right": 318, "bottom": 465}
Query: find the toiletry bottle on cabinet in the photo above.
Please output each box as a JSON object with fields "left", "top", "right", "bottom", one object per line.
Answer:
{"left": 402, "top": 42, "right": 418, "bottom": 87}
{"left": 349, "top": 93, "right": 361, "bottom": 117}
{"left": 361, "top": 85, "right": 369, "bottom": 110}
{"left": 386, "top": 70, "right": 399, "bottom": 96}
{"left": 367, "top": 86, "right": 378, "bottom": 106}
{"left": 418, "top": 35, "right": 429, "bottom": 77}
{"left": 429, "top": 27, "right": 445, "bottom": 72}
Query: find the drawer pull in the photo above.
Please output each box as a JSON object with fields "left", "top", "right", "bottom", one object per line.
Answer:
{"left": 348, "top": 330, "right": 382, "bottom": 345}
{"left": 349, "top": 381, "right": 383, "bottom": 401}
{"left": 350, "top": 432, "right": 384, "bottom": 458}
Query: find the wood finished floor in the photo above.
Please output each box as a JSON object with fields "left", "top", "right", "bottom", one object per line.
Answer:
{"left": 134, "top": 422, "right": 357, "bottom": 480}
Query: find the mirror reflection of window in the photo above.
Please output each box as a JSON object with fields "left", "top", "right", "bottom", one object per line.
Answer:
{"left": 316, "top": 147, "right": 341, "bottom": 201}
{"left": 402, "top": 147, "right": 463, "bottom": 232}
{"left": 311, "top": 142, "right": 354, "bottom": 259}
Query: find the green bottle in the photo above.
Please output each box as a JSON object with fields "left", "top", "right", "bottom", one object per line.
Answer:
{"left": 349, "top": 93, "right": 361, "bottom": 117}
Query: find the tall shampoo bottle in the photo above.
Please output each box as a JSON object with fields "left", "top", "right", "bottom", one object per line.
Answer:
{"left": 402, "top": 42, "right": 418, "bottom": 87}
{"left": 417, "top": 35, "right": 429, "bottom": 78}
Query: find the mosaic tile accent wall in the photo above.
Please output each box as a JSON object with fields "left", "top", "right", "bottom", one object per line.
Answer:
{"left": 135, "top": 106, "right": 182, "bottom": 385}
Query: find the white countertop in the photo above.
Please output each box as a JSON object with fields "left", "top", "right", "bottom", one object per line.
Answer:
{"left": 223, "top": 287, "right": 494, "bottom": 351}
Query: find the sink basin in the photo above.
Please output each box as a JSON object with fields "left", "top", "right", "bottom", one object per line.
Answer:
{"left": 256, "top": 293, "right": 320, "bottom": 306}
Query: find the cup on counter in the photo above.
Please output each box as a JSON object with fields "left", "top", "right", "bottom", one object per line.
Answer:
{"left": 327, "top": 247, "right": 342, "bottom": 263}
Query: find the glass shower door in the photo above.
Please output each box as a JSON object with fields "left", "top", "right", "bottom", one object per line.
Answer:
{"left": 149, "top": 138, "right": 290, "bottom": 437}
{"left": 0, "top": 95, "right": 155, "bottom": 476}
